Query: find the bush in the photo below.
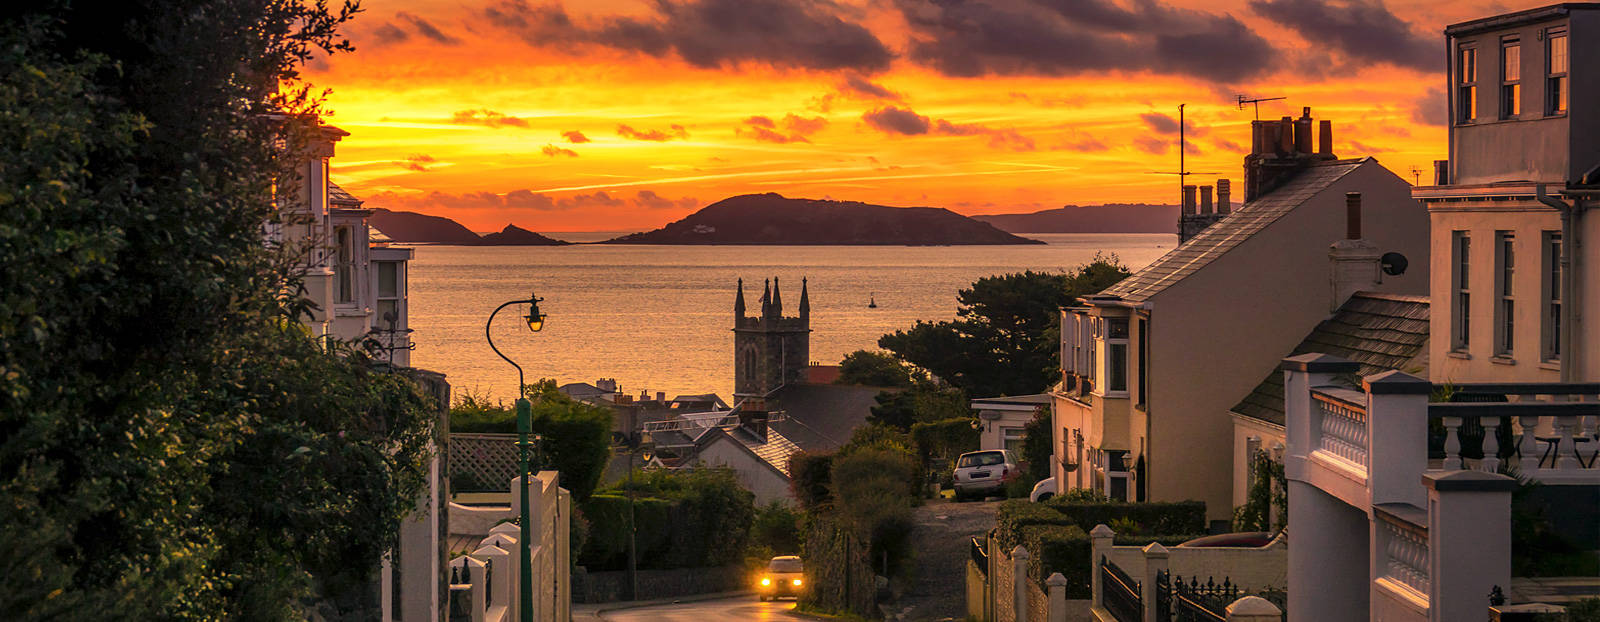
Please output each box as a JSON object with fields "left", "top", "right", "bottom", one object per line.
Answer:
{"left": 837, "top": 350, "right": 920, "bottom": 388}
{"left": 1041, "top": 498, "right": 1207, "bottom": 535}
{"left": 910, "top": 417, "right": 980, "bottom": 485}
{"left": 994, "top": 500, "right": 1077, "bottom": 549}
{"left": 751, "top": 501, "right": 803, "bottom": 556}
{"left": 1021, "top": 407, "right": 1053, "bottom": 481}
{"left": 789, "top": 452, "right": 834, "bottom": 511}
{"left": 830, "top": 448, "right": 922, "bottom": 580}
{"left": 577, "top": 468, "right": 755, "bottom": 571}
{"left": 1019, "top": 524, "right": 1092, "bottom": 598}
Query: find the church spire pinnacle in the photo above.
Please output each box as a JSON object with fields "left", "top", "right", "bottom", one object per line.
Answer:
{"left": 799, "top": 277, "right": 809, "bottom": 322}
{"left": 771, "top": 277, "right": 784, "bottom": 317}
{"left": 761, "top": 279, "right": 771, "bottom": 317}
{"left": 734, "top": 278, "right": 746, "bottom": 318}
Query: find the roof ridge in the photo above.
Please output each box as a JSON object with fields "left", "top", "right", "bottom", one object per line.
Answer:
{"left": 1348, "top": 291, "right": 1431, "bottom": 304}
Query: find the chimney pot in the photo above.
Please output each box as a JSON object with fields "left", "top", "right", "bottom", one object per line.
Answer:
{"left": 657, "top": 391, "right": 666, "bottom": 402}
{"left": 1345, "top": 192, "right": 1362, "bottom": 240}
{"left": 1181, "top": 185, "right": 1197, "bottom": 215}
{"left": 1433, "top": 160, "right": 1450, "bottom": 185}
{"left": 1199, "top": 185, "right": 1213, "bottom": 214}
{"left": 1217, "top": 179, "right": 1231, "bottom": 214}
{"left": 1294, "top": 111, "right": 1314, "bottom": 154}
{"left": 1279, "top": 117, "right": 1295, "bottom": 154}
{"left": 1318, "top": 120, "right": 1333, "bottom": 158}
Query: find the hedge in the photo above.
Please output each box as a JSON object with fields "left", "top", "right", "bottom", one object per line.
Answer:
{"left": 1019, "top": 524, "right": 1091, "bottom": 599}
{"left": 994, "top": 500, "right": 1076, "bottom": 549}
{"left": 1041, "top": 498, "right": 1207, "bottom": 535}
{"left": 577, "top": 468, "right": 755, "bottom": 571}
{"left": 994, "top": 498, "right": 1208, "bottom": 599}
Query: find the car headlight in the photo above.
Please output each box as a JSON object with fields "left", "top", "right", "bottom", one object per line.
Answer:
{"left": 760, "top": 577, "right": 771, "bottom": 586}
{"left": 792, "top": 578, "right": 802, "bottom": 586}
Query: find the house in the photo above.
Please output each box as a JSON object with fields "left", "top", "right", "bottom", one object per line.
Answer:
{"left": 692, "top": 412, "right": 804, "bottom": 506}
{"left": 970, "top": 394, "right": 1052, "bottom": 454}
{"left": 278, "top": 121, "right": 446, "bottom": 621}
{"left": 1053, "top": 110, "right": 1431, "bottom": 525}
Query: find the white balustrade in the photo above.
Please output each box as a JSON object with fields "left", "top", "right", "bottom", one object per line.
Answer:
{"left": 1379, "top": 515, "right": 1429, "bottom": 597}
{"left": 1315, "top": 394, "right": 1368, "bottom": 468}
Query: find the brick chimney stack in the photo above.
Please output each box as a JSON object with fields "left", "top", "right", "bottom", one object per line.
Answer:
{"left": 1318, "top": 120, "right": 1334, "bottom": 159}
{"left": 1329, "top": 191, "right": 1381, "bottom": 311}
{"left": 1346, "top": 192, "right": 1362, "bottom": 240}
{"left": 1181, "top": 185, "right": 1197, "bottom": 216}
{"left": 1200, "top": 185, "right": 1213, "bottom": 214}
{"left": 1294, "top": 108, "right": 1314, "bottom": 154}
{"left": 1217, "top": 179, "right": 1231, "bottom": 214}
{"left": 1246, "top": 107, "right": 1327, "bottom": 203}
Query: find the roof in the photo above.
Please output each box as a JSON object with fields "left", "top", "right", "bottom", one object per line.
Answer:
{"left": 1231, "top": 292, "right": 1430, "bottom": 426}
{"left": 696, "top": 425, "right": 804, "bottom": 477}
{"left": 766, "top": 383, "right": 886, "bottom": 452}
{"left": 328, "top": 182, "right": 363, "bottom": 207}
{"left": 971, "top": 394, "right": 1053, "bottom": 409}
{"left": 1100, "top": 159, "right": 1368, "bottom": 304}
{"left": 1446, "top": 3, "right": 1600, "bottom": 36}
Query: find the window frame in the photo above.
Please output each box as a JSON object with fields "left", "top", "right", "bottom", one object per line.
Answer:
{"left": 1494, "top": 231, "right": 1515, "bottom": 358}
{"left": 1452, "top": 231, "right": 1472, "bottom": 351}
{"left": 1458, "top": 45, "right": 1478, "bottom": 124}
{"left": 1097, "top": 317, "right": 1130, "bottom": 396}
{"left": 334, "top": 225, "right": 356, "bottom": 305}
{"left": 1500, "top": 37, "right": 1521, "bottom": 120}
{"left": 1547, "top": 29, "right": 1569, "bottom": 116}
{"left": 1542, "top": 231, "right": 1563, "bottom": 363}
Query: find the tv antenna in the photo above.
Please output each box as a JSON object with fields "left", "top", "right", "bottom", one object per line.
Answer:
{"left": 1146, "top": 104, "right": 1217, "bottom": 191}
{"left": 1237, "top": 94, "right": 1286, "bottom": 120}
{"left": 1409, "top": 165, "right": 1423, "bottom": 185}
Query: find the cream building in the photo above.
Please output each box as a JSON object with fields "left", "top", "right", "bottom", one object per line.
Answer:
{"left": 1053, "top": 110, "right": 1431, "bottom": 526}
{"left": 1415, "top": 2, "right": 1600, "bottom": 386}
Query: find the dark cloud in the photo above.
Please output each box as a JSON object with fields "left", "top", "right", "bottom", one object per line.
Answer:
{"left": 1211, "top": 137, "right": 1246, "bottom": 153}
{"left": 838, "top": 74, "right": 902, "bottom": 100}
{"left": 484, "top": 0, "right": 893, "bottom": 72}
{"left": 1250, "top": 0, "right": 1436, "bottom": 72}
{"left": 635, "top": 190, "right": 700, "bottom": 210}
{"left": 862, "top": 106, "right": 931, "bottom": 135}
{"left": 562, "top": 130, "right": 591, "bottom": 143}
{"left": 368, "top": 188, "right": 696, "bottom": 213}
{"left": 893, "top": 0, "right": 1277, "bottom": 83}
{"left": 398, "top": 154, "right": 436, "bottom": 172}
{"left": 863, "top": 105, "right": 1035, "bottom": 151}
{"left": 738, "top": 114, "right": 829, "bottom": 144}
{"left": 616, "top": 123, "right": 689, "bottom": 141}
{"left": 1345, "top": 140, "right": 1393, "bottom": 153}
{"left": 372, "top": 23, "right": 410, "bottom": 45}
{"left": 1138, "top": 112, "right": 1208, "bottom": 137}
{"left": 451, "top": 109, "right": 529, "bottom": 128}
{"left": 541, "top": 144, "right": 579, "bottom": 157}
{"left": 1411, "top": 86, "right": 1448, "bottom": 126}
{"left": 1134, "top": 135, "right": 1169, "bottom": 155}
{"left": 396, "top": 11, "right": 463, "bottom": 46}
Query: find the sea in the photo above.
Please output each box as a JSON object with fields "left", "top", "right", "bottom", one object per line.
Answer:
{"left": 406, "top": 233, "right": 1176, "bottom": 404}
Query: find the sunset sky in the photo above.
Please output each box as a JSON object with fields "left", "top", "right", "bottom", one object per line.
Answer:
{"left": 306, "top": 0, "right": 1528, "bottom": 233}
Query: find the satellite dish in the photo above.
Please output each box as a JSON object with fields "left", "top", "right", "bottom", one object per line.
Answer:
{"left": 1381, "top": 252, "right": 1409, "bottom": 276}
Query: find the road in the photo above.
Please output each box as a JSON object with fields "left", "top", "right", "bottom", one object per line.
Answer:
{"left": 599, "top": 595, "right": 796, "bottom": 622}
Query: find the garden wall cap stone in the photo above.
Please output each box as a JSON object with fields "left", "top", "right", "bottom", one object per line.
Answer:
{"left": 490, "top": 522, "right": 520, "bottom": 536}
{"left": 1364, "top": 369, "right": 1431, "bottom": 394}
{"left": 473, "top": 543, "right": 509, "bottom": 557}
{"left": 1090, "top": 524, "right": 1115, "bottom": 537}
{"left": 1141, "top": 542, "right": 1169, "bottom": 558}
{"left": 1226, "top": 595, "right": 1282, "bottom": 615}
{"left": 1423, "top": 470, "right": 1518, "bottom": 492}
{"left": 1280, "top": 353, "right": 1360, "bottom": 373}
{"left": 1046, "top": 573, "right": 1068, "bottom": 586}
{"left": 1012, "top": 545, "right": 1030, "bottom": 559}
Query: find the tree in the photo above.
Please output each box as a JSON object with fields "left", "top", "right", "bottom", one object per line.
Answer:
{"left": 0, "top": 3, "right": 437, "bottom": 617}
{"left": 866, "top": 383, "right": 970, "bottom": 431}
{"left": 879, "top": 256, "right": 1130, "bottom": 397}
{"left": 836, "top": 350, "right": 920, "bottom": 387}
{"left": 1020, "top": 407, "right": 1053, "bottom": 482}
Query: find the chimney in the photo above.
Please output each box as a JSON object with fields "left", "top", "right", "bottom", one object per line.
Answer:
{"left": 1181, "top": 185, "right": 1197, "bottom": 215}
{"left": 657, "top": 391, "right": 666, "bottom": 402}
{"left": 739, "top": 410, "right": 769, "bottom": 443}
{"left": 1318, "top": 120, "right": 1334, "bottom": 158}
{"left": 1345, "top": 192, "right": 1361, "bottom": 240}
{"left": 1294, "top": 107, "right": 1314, "bottom": 154}
{"left": 1217, "top": 179, "right": 1231, "bottom": 214}
{"left": 1434, "top": 160, "right": 1450, "bottom": 185}
{"left": 1199, "top": 185, "right": 1213, "bottom": 214}
{"left": 1329, "top": 191, "right": 1381, "bottom": 311}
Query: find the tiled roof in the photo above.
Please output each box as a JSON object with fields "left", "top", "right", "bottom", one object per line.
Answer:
{"left": 766, "top": 383, "right": 886, "bottom": 452}
{"left": 1101, "top": 159, "right": 1369, "bottom": 303}
{"left": 697, "top": 426, "right": 804, "bottom": 477}
{"left": 328, "top": 182, "right": 362, "bottom": 207}
{"left": 1231, "top": 292, "right": 1430, "bottom": 426}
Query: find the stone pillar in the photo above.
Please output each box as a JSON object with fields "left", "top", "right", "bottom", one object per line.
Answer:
{"left": 488, "top": 522, "right": 521, "bottom": 617}
{"left": 1425, "top": 471, "right": 1515, "bottom": 622}
{"left": 1226, "top": 595, "right": 1283, "bottom": 621}
{"left": 1364, "top": 370, "right": 1431, "bottom": 507}
{"left": 1047, "top": 573, "right": 1068, "bottom": 622}
{"left": 1013, "top": 545, "right": 1030, "bottom": 621}
{"left": 1282, "top": 354, "right": 1361, "bottom": 472}
{"left": 1089, "top": 525, "right": 1114, "bottom": 610}
{"left": 471, "top": 543, "right": 511, "bottom": 614}
{"left": 1141, "top": 543, "right": 1169, "bottom": 622}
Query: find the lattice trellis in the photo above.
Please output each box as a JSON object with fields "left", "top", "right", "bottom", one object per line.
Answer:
{"left": 448, "top": 433, "right": 531, "bottom": 492}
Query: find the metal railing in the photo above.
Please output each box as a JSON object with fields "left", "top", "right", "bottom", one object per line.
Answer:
{"left": 1100, "top": 555, "right": 1141, "bottom": 622}
{"left": 970, "top": 537, "right": 988, "bottom": 576}
{"left": 1169, "top": 575, "right": 1240, "bottom": 622}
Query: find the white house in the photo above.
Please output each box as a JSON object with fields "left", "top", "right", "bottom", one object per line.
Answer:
{"left": 971, "top": 394, "right": 1051, "bottom": 455}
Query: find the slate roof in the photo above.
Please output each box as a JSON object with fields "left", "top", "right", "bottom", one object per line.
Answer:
{"left": 765, "top": 383, "right": 887, "bottom": 452}
{"left": 1100, "top": 158, "right": 1368, "bottom": 303}
{"left": 1231, "top": 292, "right": 1430, "bottom": 426}
{"left": 696, "top": 425, "right": 804, "bottom": 477}
{"left": 328, "top": 182, "right": 363, "bottom": 207}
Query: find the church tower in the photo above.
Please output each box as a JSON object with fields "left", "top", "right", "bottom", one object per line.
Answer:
{"left": 734, "top": 277, "right": 812, "bottom": 398}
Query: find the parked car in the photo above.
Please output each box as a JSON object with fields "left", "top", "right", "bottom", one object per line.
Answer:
{"left": 952, "top": 449, "right": 1019, "bottom": 501}
{"left": 1029, "top": 478, "right": 1057, "bottom": 502}
{"left": 757, "top": 555, "right": 805, "bottom": 601}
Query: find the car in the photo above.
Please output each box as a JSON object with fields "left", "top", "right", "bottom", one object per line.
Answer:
{"left": 757, "top": 555, "right": 805, "bottom": 601}
{"left": 1029, "top": 478, "right": 1057, "bottom": 502}
{"left": 952, "top": 449, "right": 1019, "bottom": 501}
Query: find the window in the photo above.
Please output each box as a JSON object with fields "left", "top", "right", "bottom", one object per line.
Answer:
{"left": 1458, "top": 46, "right": 1478, "bottom": 123}
{"left": 1453, "top": 231, "right": 1471, "bottom": 350}
{"left": 1101, "top": 318, "right": 1129, "bottom": 394}
{"left": 1003, "top": 427, "right": 1026, "bottom": 454}
{"left": 376, "top": 261, "right": 402, "bottom": 327}
{"left": 1501, "top": 39, "right": 1521, "bottom": 119}
{"left": 1136, "top": 318, "right": 1148, "bottom": 405}
{"left": 1543, "top": 232, "right": 1563, "bottom": 361}
{"left": 1495, "top": 231, "right": 1514, "bottom": 356}
{"left": 1548, "top": 31, "right": 1568, "bottom": 115}
{"left": 335, "top": 226, "right": 355, "bottom": 304}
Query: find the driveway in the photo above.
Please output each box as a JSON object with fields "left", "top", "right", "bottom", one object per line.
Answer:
{"left": 889, "top": 497, "right": 1002, "bottom": 621}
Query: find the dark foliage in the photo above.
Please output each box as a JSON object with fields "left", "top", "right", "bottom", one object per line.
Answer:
{"left": 788, "top": 452, "right": 835, "bottom": 511}
{"left": 579, "top": 467, "right": 755, "bottom": 571}
{"left": 867, "top": 383, "right": 970, "bottom": 431}
{"left": 836, "top": 350, "right": 920, "bottom": 388}
{"left": 1020, "top": 407, "right": 1053, "bottom": 482}
{"left": 448, "top": 382, "right": 613, "bottom": 501}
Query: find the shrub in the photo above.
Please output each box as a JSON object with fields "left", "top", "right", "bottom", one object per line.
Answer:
{"left": 1019, "top": 524, "right": 1091, "bottom": 598}
{"left": 448, "top": 381, "right": 614, "bottom": 502}
{"left": 1020, "top": 408, "right": 1053, "bottom": 481}
{"left": 1005, "top": 474, "right": 1038, "bottom": 499}
{"left": 993, "top": 500, "right": 1076, "bottom": 549}
{"left": 1041, "top": 498, "right": 1206, "bottom": 535}
{"left": 830, "top": 448, "right": 922, "bottom": 580}
{"left": 789, "top": 452, "right": 835, "bottom": 511}
{"left": 910, "top": 417, "right": 980, "bottom": 485}
{"left": 751, "top": 501, "right": 803, "bottom": 556}
{"left": 577, "top": 467, "right": 755, "bottom": 570}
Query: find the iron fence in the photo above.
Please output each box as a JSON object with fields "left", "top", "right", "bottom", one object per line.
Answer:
{"left": 970, "top": 537, "right": 988, "bottom": 576}
{"left": 1100, "top": 555, "right": 1142, "bottom": 622}
{"left": 1169, "top": 575, "right": 1239, "bottom": 622}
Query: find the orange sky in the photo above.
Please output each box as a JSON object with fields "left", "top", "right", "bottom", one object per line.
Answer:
{"left": 305, "top": 0, "right": 1535, "bottom": 233}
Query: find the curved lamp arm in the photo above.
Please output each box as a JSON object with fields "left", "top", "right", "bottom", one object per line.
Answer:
{"left": 486, "top": 298, "right": 531, "bottom": 394}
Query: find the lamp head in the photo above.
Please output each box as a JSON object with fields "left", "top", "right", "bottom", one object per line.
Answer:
{"left": 525, "top": 294, "right": 547, "bottom": 332}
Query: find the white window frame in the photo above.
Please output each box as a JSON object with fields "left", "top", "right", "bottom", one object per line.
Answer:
{"left": 1494, "top": 231, "right": 1514, "bottom": 358}
{"left": 1542, "top": 231, "right": 1562, "bottom": 363}
{"left": 1096, "top": 317, "right": 1130, "bottom": 397}
{"left": 1452, "top": 231, "right": 1472, "bottom": 351}
{"left": 334, "top": 225, "right": 356, "bottom": 306}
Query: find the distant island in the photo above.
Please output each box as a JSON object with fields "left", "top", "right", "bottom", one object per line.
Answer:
{"left": 369, "top": 209, "right": 569, "bottom": 246}
{"left": 973, "top": 204, "right": 1179, "bottom": 234}
{"left": 604, "top": 193, "right": 1043, "bottom": 245}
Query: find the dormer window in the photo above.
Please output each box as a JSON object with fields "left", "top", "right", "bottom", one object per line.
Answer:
{"left": 1500, "top": 38, "right": 1521, "bottom": 119}
{"left": 1547, "top": 30, "right": 1568, "bottom": 115}
{"left": 1458, "top": 46, "right": 1477, "bottom": 123}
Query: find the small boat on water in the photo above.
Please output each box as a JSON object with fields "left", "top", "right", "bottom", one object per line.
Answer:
{"left": 868, "top": 294, "right": 878, "bottom": 309}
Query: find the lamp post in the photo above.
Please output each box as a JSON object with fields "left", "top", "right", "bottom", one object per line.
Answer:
{"left": 624, "top": 430, "right": 654, "bottom": 601}
{"left": 486, "top": 293, "right": 546, "bottom": 622}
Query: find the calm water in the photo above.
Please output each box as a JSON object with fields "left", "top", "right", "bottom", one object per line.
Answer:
{"left": 406, "top": 234, "right": 1175, "bottom": 403}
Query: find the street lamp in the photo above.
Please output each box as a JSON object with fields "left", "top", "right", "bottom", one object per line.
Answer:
{"left": 624, "top": 430, "right": 655, "bottom": 601}
{"left": 486, "top": 292, "right": 546, "bottom": 622}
